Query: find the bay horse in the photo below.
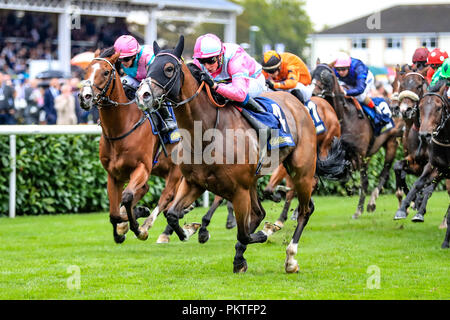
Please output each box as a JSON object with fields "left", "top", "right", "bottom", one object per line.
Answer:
{"left": 261, "top": 95, "right": 348, "bottom": 227}
{"left": 79, "top": 47, "right": 199, "bottom": 244}
{"left": 311, "top": 64, "right": 404, "bottom": 218}
{"left": 137, "top": 35, "right": 317, "bottom": 273}
{"left": 395, "top": 84, "right": 450, "bottom": 248}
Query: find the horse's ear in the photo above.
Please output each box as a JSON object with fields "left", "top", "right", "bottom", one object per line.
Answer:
{"left": 110, "top": 52, "right": 120, "bottom": 64}
{"left": 316, "top": 57, "right": 321, "bottom": 65}
{"left": 94, "top": 49, "right": 101, "bottom": 58}
{"left": 153, "top": 41, "right": 162, "bottom": 55}
{"left": 438, "top": 81, "right": 447, "bottom": 96}
{"left": 174, "top": 35, "right": 184, "bottom": 58}
{"left": 395, "top": 64, "right": 401, "bottom": 73}
{"left": 328, "top": 60, "right": 336, "bottom": 68}
{"left": 419, "top": 65, "right": 429, "bottom": 77}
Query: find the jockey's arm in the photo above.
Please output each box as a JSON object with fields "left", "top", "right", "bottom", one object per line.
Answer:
{"left": 215, "top": 55, "right": 251, "bottom": 103}
{"left": 273, "top": 66, "right": 300, "bottom": 90}
{"left": 345, "top": 65, "right": 368, "bottom": 96}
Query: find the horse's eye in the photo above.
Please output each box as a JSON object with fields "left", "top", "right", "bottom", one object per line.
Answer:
{"left": 164, "top": 63, "right": 175, "bottom": 78}
{"left": 104, "top": 71, "right": 109, "bottom": 77}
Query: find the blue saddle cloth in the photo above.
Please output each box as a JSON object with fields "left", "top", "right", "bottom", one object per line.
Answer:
{"left": 246, "top": 96, "right": 295, "bottom": 150}
{"left": 361, "top": 97, "right": 395, "bottom": 136}
{"left": 146, "top": 106, "right": 181, "bottom": 144}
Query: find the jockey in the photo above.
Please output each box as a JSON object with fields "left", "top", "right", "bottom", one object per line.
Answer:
{"left": 426, "top": 48, "right": 449, "bottom": 84}
{"left": 411, "top": 47, "right": 430, "bottom": 71}
{"left": 114, "top": 35, "right": 176, "bottom": 133}
{"left": 333, "top": 52, "right": 377, "bottom": 116}
{"left": 261, "top": 50, "right": 312, "bottom": 104}
{"left": 192, "top": 33, "right": 270, "bottom": 137}
{"left": 429, "top": 58, "right": 450, "bottom": 97}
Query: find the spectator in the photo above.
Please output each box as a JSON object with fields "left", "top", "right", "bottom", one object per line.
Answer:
{"left": 23, "top": 78, "right": 43, "bottom": 124}
{"left": 69, "top": 77, "right": 84, "bottom": 124}
{"left": 43, "top": 78, "right": 60, "bottom": 124}
{"left": 0, "top": 71, "right": 16, "bottom": 124}
{"left": 54, "top": 83, "right": 77, "bottom": 125}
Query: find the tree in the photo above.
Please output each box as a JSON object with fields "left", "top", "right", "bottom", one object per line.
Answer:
{"left": 232, "top": 0, "right": 312, "bottom": 62}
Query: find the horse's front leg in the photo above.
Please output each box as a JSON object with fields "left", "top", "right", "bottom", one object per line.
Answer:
{"left": 367, "top": 139, "right": 397, "bottom": 212}
{"left": 165, "top": 179, "right": 204, "bottom": 241}
{"left": 107, "top": 175, "right": 127, "bottom": 243}
{"left": 122, "top": 163, "right": 150, "bottom": 240}
{"left": 198, "top": 195, "right": 224, "bottom": 244}
{"left": 353, "top": 159, "right": 369, "bottom": 219}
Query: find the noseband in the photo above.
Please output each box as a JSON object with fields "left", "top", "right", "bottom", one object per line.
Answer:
{"left": 81, "top": 57, "right": 135, "bottom": 108}
{"left": 422, "top": 91, "right": 450, "bottom": 147}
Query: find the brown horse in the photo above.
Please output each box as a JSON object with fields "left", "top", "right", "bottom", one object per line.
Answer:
{"left": 395, "top": 84, "right": 450, "bottom": 248}
{"left": 137, "top": 35, "right": 317, "bottom": 273}
{"left": 79, "top": 47, "right": 199, "bottom": 244}
{"left": 262, "top": 95, "right": 347, "bottom": 227}
{"left": 311, "top": 64, "right": 404, "bottom": 218}
{"left": 392, "top": 66, "right": 431, "bottom": 219}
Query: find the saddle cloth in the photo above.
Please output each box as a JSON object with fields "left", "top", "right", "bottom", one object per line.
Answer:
{"left": 361, "top": 97, "right": 394, "bottom": 136}
{"left": 146, "top": 106, "right": 181, "bottom": 144}
{"left": 304, "top": 100, "right": 326, "bottom": 135}
{"left": 235, "top": 96, "right": 295, "bottom": 150}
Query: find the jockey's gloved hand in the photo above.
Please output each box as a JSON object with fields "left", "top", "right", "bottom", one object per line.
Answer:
{"left": 266, "top": 79, "right": 275, "bottom": 90}
{"left": 200, "top": 72, "right": 215, "bottom": 88}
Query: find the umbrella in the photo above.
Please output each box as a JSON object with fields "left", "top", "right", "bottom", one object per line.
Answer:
{"left": 71, "top": 51, "right": 95, "bottom": 69}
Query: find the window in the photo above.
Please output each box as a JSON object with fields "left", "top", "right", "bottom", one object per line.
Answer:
{"left": 352, "top": 38, "right": 367, "bottom": 49}
{"left": 386, "top": 38, "right": 402, "bottom": 49}
{"left": 421, "top": 37, "right": 437, "bottom": 49}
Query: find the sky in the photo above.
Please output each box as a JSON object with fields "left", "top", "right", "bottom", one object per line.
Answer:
{"left": 304, "top": 0, "right": 450, "bottom": 31}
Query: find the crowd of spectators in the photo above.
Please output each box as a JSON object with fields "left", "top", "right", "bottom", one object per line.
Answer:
{"left": 0, "top": 10, "right": 134, "bottom": 125}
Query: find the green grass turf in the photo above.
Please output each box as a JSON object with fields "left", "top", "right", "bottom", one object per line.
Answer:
{"left": 0, "top": 192, "right": 448, "bottom": 300}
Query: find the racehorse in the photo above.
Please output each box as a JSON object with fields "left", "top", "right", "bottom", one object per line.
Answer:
{"left": 311, "top": 64, "right": 404, "bottom": 218}
{"left": 395, "top": 84, "right": 450, "bottom": 248}
{"left": 261, "top": 95, "right": 348, "bottom": 227}
{"left": 136, "top": 35, "right": 317, "bottom": 273}
{"left": 79, "top": 47, "right": 199, "bottom": 244}
{"left": 391, "top": 65, "right": 431, "bottom": 220}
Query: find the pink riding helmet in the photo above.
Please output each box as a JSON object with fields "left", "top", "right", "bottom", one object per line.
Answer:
{"left": 334, "top": 52, "right": 351, "bottom": 68}
{"left": 114, "top": 35, "right": 141, "bottom": 58}
{"left": 193, "top": 34, "right": 222, "bottom": 59}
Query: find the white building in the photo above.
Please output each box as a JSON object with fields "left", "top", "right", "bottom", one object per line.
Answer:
{"left": 308, "top": 4, "right": 450, "bottom": 68}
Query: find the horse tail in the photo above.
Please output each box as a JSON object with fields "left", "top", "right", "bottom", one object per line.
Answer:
{"left": 316, "top": 137, "right": 351, "bottom": 182}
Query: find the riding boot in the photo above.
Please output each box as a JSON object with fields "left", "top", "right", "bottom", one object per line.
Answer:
{"left": 158, "top": 107, "right": 177, "bottom": 133}
{"left": 291, "top": 89, "right": 305, "bottom": 105}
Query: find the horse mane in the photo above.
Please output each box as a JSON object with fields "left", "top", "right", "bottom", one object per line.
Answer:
{"left": 186, "top": 62, "right": 227, "bottom": 104}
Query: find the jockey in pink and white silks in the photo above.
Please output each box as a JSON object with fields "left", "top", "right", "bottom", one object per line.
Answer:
{"left": 114, "top": 35, "right": 176, "bottom": 133}
{"left": 192, "top": 33, "right": 271, "bottom": 140}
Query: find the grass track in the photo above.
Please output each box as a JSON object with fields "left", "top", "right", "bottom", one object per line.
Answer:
{"left": 0, "top": 192, "right": 448, "bottom": 300}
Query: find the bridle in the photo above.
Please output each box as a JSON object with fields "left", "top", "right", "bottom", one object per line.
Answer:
{"left": 398, "top": 72, "right": 427, "bottom": 120}
{"left": 80, "top": 57, "right": 135, "bottom": 108}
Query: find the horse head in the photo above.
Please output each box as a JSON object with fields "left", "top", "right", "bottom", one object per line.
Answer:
{"left": 398, "top": 66, "right": 429, "bottom": 120}
{"left": 419, "top": 83, "right": 449, "bottom": 145}
{"left": 79, "top": 48, "right": 121, "bottom": 110}
{"left": 311, "top": 64, "right": 336, "bottom": 98}
{"left": 136, "top": 35, "right": 185, "bottom": 111}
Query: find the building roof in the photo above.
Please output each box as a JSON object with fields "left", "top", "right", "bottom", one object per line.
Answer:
{"left": 316, "top": 4, "right": 450, "bottom": 35}
{"left": 131, "top": 0, "right": 243, "bottom": 13}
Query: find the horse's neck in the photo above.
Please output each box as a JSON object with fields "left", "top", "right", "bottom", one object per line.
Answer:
{"left": 99, "top": 77, "right": 141, "bottom": 134}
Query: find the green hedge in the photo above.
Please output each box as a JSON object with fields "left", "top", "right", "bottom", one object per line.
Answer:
{"left": 0, "top": 134, "right": 443, "bottom": 216}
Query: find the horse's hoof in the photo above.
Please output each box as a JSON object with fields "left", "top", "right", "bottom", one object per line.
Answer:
{"left": 438, "top": 220, "right": 448, "bottom": 230}
{"left": 156, "top": 233, "right": 170, "bottom": 244}
{"left": 263, "top": 222, "right": 282, "bottom": 236}
{"left": 290, "top": 211, "right": 298, "bottom": 221}
{"left": 271, "top": 192, "right": 282, "bottom": 203}
{"left": 116, "top": 222, "right": 129, "bottom": 236}
{"left": 285, "top": 261, "right": 299, "bottom": 274}
{"left": 137, "top": 229, "right": 149, "bottom": 241}
{"left": 394, "top": 210, "right": 408, "bottom": 220}
{"left": 183, "top": 204, "right": 195, "bottom": 214}
{"left": 226, "top": 219, "right": 237, "bottom": 229}
{"left": 442, "top": 241, "right": 449, "bottom": 249}
{"left": 114, "top": 234, "right": 126, "bottom": 244}
{"left": 233, "top": 261, "right": 248, "bottom": 273}
{"left": 411, "top": 213, "right": 424, "bottom": 223}
{"left": 198, "top": 228, "right": 210, "bottom": 244}
{"left": 352, "top": 212, "right": 361, "bottom": 219}
{"left": 274, "top": 220, "right": 284, "bottom": 229}
{"left": 367, "top": 203, "right": 376, "bottom": 212}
